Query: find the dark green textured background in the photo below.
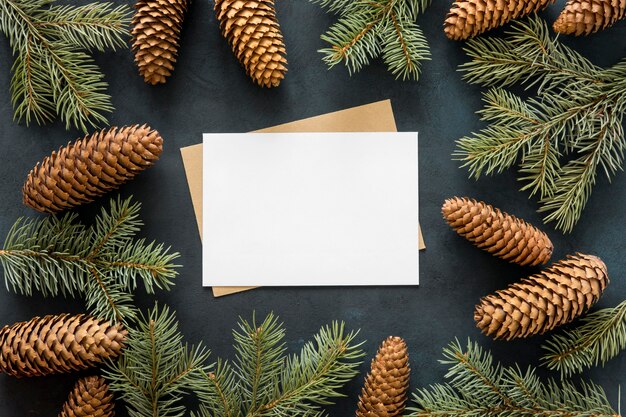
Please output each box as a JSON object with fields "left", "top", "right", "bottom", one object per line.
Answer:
{"left": 0, "top": 1, "right": 625, "bottom": 415}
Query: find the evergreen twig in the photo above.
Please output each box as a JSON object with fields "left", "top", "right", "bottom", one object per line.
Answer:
{"left": 310, "top": 0, "right": 431, "bottom": 80}
{"left": 454, "top": 16, "right": 626, "bottom": 233}
{"left": 0, "top": 0, "right": 131, "bottom": 132}
{"left": 193, "top": 313, "right": 364, "bottom": 417}
{"left": 410, "top": 339, "right": 620, "bottom": 417}
{"left": 104, "top": 304, "right": 211, "bottom": 417}
{"left": 0, "top": 196, "right": 180, "bottom": 323}
{"left": 542, "top": 300, "right": 626, "bottom": 377}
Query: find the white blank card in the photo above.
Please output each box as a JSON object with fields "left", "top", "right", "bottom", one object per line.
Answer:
{"left": 202, "top": 132, "right": 419, "bottom": 286}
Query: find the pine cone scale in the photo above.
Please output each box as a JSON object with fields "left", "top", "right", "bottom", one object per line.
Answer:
{"left": 554, "top": 0, "right": 626, "bottom": 35}
{"left": 442, "top": 197, "right": 553, "bottom": 266}
{"left": 23, "top": 125, "right": 163, "bottom": 214}
{"left": 445, "top": 0, "right": 555, "bottom": 40}
{"left": 59, "top": 376, "right": 115, "bottom": 417}
{"left": 475, "top": 253, "right": 609, "bottom": 340}
{"left": 132, "top": 0, "right": 188, "bottom": 84}
{"left": 216, "top": 0, "right": 287, "bottom": 87}
{"left": 0, "top": 314, "right": 126, "bottom": 377}
{"left": 356, "top": 336, "right": 410, "bottom": 417}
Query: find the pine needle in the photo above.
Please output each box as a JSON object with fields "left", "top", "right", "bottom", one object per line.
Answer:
{"left": 410, "top": 339, "right": 620, "bottom": 417}
{"left": 0, "top": 0, "right": 131, "bottom": 132}
{"left": 311, "top": 0, "right": 432, "bottom": 80}
{"left": 454, "top": 16, "right": 626, "bottom": 233}
{"left": 0, "top": 196, "right": 180, "bottom": 323}
{"left": 542, "top": 300, "right": 626, "bottom": 378}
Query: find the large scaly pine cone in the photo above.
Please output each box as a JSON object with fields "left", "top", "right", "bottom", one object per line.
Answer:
{"left": 442, "top": 197, "right": 553, "bottom": 266}
{"left": 553, "top": 0, "right": 626, "bottom": 35}
{"left": 215, "top": 0, "right": 288, "bottom": 87}
{"left": 0, "top": 314, "right": 126, "bottom": 377}
{"left": 22, "top": 125, "right": 163, "bottom": 214}
{"left": 132, "top": 0, "right": 188, "bottom": 84}
{"left": 444, "top": 0, "right": 555, "bottom": 40}
{"left": 59, "top": 376, "right": 115, "bottom": 417}
{"left": 475, "top": 253, "right": 609, "bottom": 340}
{"left": 356, "top": 336, "right": 410, "bottom": 417}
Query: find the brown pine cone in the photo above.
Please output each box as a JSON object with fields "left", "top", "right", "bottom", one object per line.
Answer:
{"left": 0, "top": 314, "right": 127, "bottom": 377}
{"left": 475, "top": 253, "right": 609, "bottom": 340}
{"left": 442, "top": 197, "right": 553, "bottom": 266}
{"left": 59, "top": 376, "right": 115, "bottom": 417}
{"left": 553, "top": 0, "right": 626, "bottom": 35}
{"left": 22, "top": 125, "right": 163, "bottom": 214}
{"left": 356, "top": 336, "right": 410, "bottom": 417}
{"left": 215, "top": 0, "right": 288, "bottom": 87}
{"left": 132, "top": 0, "right": 188, "bottom": 84}
{"left": 444, "top": 0, "right": 555, "bottom": 40}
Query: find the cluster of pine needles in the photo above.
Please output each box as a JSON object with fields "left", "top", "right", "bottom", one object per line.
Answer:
{"left": 456, "top": 16, "right": 626, "bottom": 233}
{"left": 311, "top": 0, "right": 432, "bottom": 80}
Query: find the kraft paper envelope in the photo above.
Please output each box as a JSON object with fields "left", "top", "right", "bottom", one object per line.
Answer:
{"left": 181, "top": 99, "right": 425, "bottom": 297}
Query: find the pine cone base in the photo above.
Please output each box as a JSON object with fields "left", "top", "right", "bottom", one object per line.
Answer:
{"left": 442, "top": 197, "right": 553, "bottom": 266}
{"left": 475, "top": 253, "right": 609, "bottom": 340}
{"left": 356, "top": 336, "right": 410, "bottom": 417}
{"left": 59, "top": 376, "right": 115, "bottom": 417}
{"left": 215, "top": 0, "right": 288, "bottom": 87}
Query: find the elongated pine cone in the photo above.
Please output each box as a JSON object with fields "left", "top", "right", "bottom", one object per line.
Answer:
{"left": 553, "top": 0, "right": 626, "bottom": 35}
{"left": 475, "top": 253, "right": 609, "bottom": 340}
{"left": 132, "top": 0, "right": 188, "bottom": 84}
{"left": 444, "top": 0, "right": 555, "bottom": 40}
{"left": 442, "top": 197, "right": 553, "bottom": 266}
{"left": 23, "top": 125, "right": 163, "bottom": 214}
{"left": 215, "top": 0, "right": 288, "bottom": 87}
{"left": 356, "top": 336, "right": 410, "bottom": 417}
{"left": 0, "top": 314, "right": 127, "bottom": 377}
{"left": 59, "top": 376, "right": 115, "bottom": 417}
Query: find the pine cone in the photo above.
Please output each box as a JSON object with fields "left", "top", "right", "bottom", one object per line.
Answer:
{"left": 132, "top": 0, "right": 188, "bottom": 84}
{"left": 59, "top": 376, "right": 115, "bottom": 417}
{"left": 442, "top": 197, "right": 553, "bottom": 266}
{"left": 0, "top": 314, "right": 127, "bottom": 377}
{"left": 22, "top": 125, "right": 163, "bottom": 214}
{"left": 356, "top": 336, "right": 410, "bottom": 417}
{"left": 553, "top": 0, "right": 626, "bottom": 35}
{"left": 475, "top": 253, "right": 609, "bottom": 340}
{"left": 444, "top": 0, "right": 555, "bottom": 40}
{"left": 215, "top": 0, "right": 288, "bottom": 87}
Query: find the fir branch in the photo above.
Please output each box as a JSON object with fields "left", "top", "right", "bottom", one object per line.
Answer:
{"left": 104, "top": 304, "right": 212, "bottom": 417}
{"left": 194, "top": 315, "right": 363, "bottom": 417}
{"left": 410, "top": 339, "right": 620, "bottom": 417}
{"left": 313, "top": 0, "right": 431, "bottom": 80}
{"left": 542, "top": 300, "right": 626, "bottom": 377}
{"left": 0, "top": 0, "right": 131, "bottom": 131}
{"left": 0, "top": 196, "right": 180, "bottom": 323}
{"left": 455, "top": 16, "right": 626, "bottom": 233}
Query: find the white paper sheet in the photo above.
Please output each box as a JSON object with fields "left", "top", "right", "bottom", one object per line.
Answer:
{"left": 202, "top": 132, "right": 419, "bottom": 286}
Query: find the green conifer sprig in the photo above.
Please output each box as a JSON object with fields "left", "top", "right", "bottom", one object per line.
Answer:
{"left": 454, "top": 16, "right": 626, "bottom": 233}
{"left": 104, "top": 304, "right": 212, "bottom": 417}
{"left": 0, "top": 197, "right": 179, "bottom": 323}
{"left": 310, "top": 0, "right": 431, "bottom": 80}
{"left": 193, "top": 313, "right": 364, "bottom": 417}
{"left": 104, "top": 307, "right": 364, "bottom": 417}
{"left": 410, "top": 339, "right": 620, "bottom": 417}
{"left": 0, "top": 0, "right": 131, "bottom": 132}
{"left": 542, "top": 300, "right": 626, "bottom": 378}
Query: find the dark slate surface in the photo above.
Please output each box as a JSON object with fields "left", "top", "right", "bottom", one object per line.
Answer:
{"left": 0, "top": 1, "right": 625, "bottom": 415}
